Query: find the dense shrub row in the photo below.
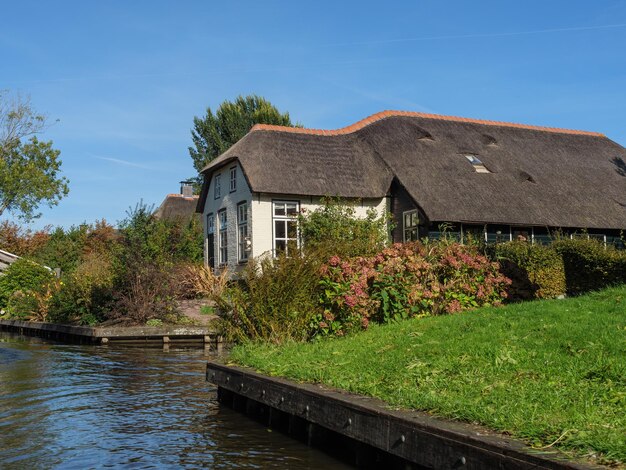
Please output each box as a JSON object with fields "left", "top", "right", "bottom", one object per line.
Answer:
{"left": 553, "top": 239, "right": 626, "bottom": 295}
{"left": 214, "top": 240, "right": 512, "bottom": 342}
{"left": 488, "top": 242, "right": 566, "bottom": 300}
{"left": 490, "top": 238, "right": 626, "bottom": 300}
{"left": 315, "top": 241, "right": 510, "bottom": 337}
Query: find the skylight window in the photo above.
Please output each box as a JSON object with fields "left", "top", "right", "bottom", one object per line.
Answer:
{"left": 465, "top": 155, "right": 491, "bottom": 173}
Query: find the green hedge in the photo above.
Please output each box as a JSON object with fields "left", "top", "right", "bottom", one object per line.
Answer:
{"left": 488, "top": 238, "right": 626, "bottom": 299}
{"left": 552, "top": 238, "right": 626, "bottom": 295}
{"left": 488, "top": 242, "right": 566, "bottom": 300}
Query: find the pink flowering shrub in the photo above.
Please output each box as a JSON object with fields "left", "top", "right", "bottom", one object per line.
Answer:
{"left": 314, "top": 241, "right": 511, "bottom": 337}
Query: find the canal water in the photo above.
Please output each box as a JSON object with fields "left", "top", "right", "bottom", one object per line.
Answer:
{"left": 0, "top": 332, "right": 351, "bottom": 469}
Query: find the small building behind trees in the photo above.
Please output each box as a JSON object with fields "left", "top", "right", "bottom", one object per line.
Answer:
{"left": 154, "top": 181, "right": 200, "bottom": 222}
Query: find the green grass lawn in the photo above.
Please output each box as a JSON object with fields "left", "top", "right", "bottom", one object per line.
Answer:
{"left": 230, "top": 285, "right": 626, "bottom": 466}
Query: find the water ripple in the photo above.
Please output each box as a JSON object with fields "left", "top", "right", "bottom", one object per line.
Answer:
{"left": 0, "top": 333, "right": 351, "bottom": 469}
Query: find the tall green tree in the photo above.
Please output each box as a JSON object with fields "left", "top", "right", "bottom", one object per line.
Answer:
{"left": 0, "top": 91, "right": 69, "bottom": 221}
{"left": 188, "top": 95, "right": 296, "bottom": 175}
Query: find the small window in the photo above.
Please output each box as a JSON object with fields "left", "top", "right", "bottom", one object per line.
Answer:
{"left": 512, "top": 227, "right": 531, "bottom": 242}
{"left": 465, "top": 155, "right": 491, "bottom": 173}
{"left": 214, "top": 174, "right": 221, "bottom": 199}
{"left": 218, "top": 210, "right": 227, "bottom": 265}
{"left": 589, "top": 234, "right": 606, "bottom": 245}
{"left": 230, "top": 167, "right": 237, "bottom": 192}
{"left": 237, "top": 202, "right": 249, "bottom": 262}
{"left": 403, "top": 210, "right": 419, "bottom": 242}
{"left": 486, "top": 224, "right": 511, "bottom": 244}
{"left": 461, "top": 224, "right": 486, "bottom": 244}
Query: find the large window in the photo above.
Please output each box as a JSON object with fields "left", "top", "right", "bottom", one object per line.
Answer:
{"left": 230, "top": 167, "right": 237, "bottom": 192}
{"left": 218, "top": 210, "right": 227, "bottom": 265}
{"left": 403, "top": 210, "right": 419, "bottom": 242}
{"left": 273, "top": 201, "right": 299, "bottom": 256}
{"left": 237, "top": 202, "right": 249, "bottom": 262}
{"left": 214, "top": 174, "right": 221, "bottom": 199}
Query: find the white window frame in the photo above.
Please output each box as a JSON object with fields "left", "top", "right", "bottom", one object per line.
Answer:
{"left": 218, "top": 209, "right": 227, "bottom": 265}
{"left": 237, "top": 201, "right": 249, "bottom": 262}
{"left": 214, "top": 174, "right": 221, "bottom": 199}
{"left": 272, "top": 200, "right": 299, "bottom": 256}
{"left": 230, "top": 167, "right": 237, "bottom": 193}
{"left": 403, "top": 210, "right": 419, "bottom": 242}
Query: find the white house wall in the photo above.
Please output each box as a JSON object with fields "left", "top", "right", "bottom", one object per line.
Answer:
{"left": 202, "top": 165, "right": 390, "bottom": 271}
{"left": 202, "top": 162, "right": 252, "bottom": 272}
{"left": 250, "top": 194, "right": 389, "bottom": 260}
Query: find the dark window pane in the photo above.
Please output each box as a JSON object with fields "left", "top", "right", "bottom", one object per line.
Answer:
{"left": 238, "top": 204, "right": 247, "bottom": 223}
{"left": 405, "top": 228, "right": 418, "bottom": 241}
{"left": 274, "top": 203, "right": 285, "bottom": 216}
{"left": 275, "top": 240, "right": 286, "bottom": 253}
{"left": 275, "top": 220, "right": 286, "bottom": 238}
{"left": 286, "top": 203, "right": 298, "bottom": 216}
{"left": 512, "top": 228, "right": 531, "bottom": 242}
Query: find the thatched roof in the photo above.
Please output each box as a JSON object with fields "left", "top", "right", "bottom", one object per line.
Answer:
{"left": 198, "top": 111, "right": 626, "bottom": 229}
{"left": 154, "top": 194, "right": 200, "bottom": 221}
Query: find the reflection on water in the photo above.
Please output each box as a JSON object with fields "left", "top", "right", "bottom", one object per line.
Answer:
{"left": 0, "top": 332, "right": 351, "bottom": 469}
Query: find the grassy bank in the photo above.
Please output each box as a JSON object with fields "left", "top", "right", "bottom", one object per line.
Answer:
{"left": 231, "top": 285, "right": 626, "bottom": 466}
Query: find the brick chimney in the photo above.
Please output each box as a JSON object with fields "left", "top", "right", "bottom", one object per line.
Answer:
{"left": 180, "top": 180, "right": 194, "bottom": 197}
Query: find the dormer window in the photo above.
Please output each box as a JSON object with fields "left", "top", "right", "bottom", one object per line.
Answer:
{"left": 465, "top": 155, "right": 491, "bottom": 173}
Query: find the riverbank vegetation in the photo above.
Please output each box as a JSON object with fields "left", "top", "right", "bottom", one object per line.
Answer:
{"left": 231, "top": 285, "right": 626, "bottom": 466}
{"left": 213, "top": 200, "right": 626, "bottom": 343}
{"left": 0, "top": 203, "right": 222, "bottom": 326}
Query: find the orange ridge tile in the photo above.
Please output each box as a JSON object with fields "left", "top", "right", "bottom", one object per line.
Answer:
{"left": 250, "top": 111, "right": 605, "bottom": 137}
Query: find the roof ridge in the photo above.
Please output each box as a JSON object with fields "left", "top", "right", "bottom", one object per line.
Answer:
{"left": 250, "top": 110, "right": 605, "bottom": 137}
{"left": 166, "top": 193, "right": 199, "bottom": 199}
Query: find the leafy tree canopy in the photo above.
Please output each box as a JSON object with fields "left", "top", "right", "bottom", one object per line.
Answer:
{"left": 0, "top": 91, "right": 69, "bottom": 221}
{"left": 188, "top": 94, "right": 296, "bottom": 177}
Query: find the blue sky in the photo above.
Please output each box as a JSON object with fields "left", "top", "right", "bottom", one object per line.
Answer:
{"left": 3, "top": 0, "right": 626, "bottom": 229}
